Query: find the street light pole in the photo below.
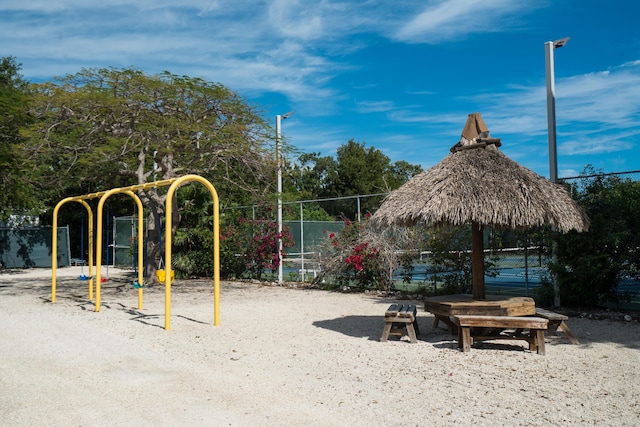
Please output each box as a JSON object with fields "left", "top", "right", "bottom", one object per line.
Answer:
{"left": 276, "top": 112, "right": 293, "bottom": 284}
{"left": 545, "top": 37, "right": 569, "bottom": 308}
{"left": 545, "top": 37, "right": 569, "bottom": 184}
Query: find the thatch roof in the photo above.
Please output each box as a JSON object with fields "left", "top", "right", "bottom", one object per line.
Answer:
{"left": 372, "top": 114, "right": 589, "bottom": 233}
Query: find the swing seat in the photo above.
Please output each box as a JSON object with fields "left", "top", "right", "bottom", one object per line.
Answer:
{"left": 79, "top": 275, "right": 91, "bottom": 281}
{"left": 156, "top": 269, "right": 174, "bottom": 283}
{"left": 100, "top": 277, "right": 109, "bottom": 283}
{"left": 131, "top": 281, "right": 144, "bottom": 289}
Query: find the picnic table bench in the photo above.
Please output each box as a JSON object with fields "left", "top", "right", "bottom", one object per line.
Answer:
{"left": 380, "top": 304, "right": 419, "bottom": 343}
{"left": 453, "top": 315, "right": 549, "bottom": 355}
{"left": 535, "top": 308, "right": 580, "bottom": 344}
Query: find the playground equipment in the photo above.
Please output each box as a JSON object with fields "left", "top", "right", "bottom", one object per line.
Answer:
{"left": 51, "top": 174, "right": 220, "bottom": 330}
{"left": 94, "top": 188, "right": 145, "bottom": 310}
{"left": 52, "top": 188, "right": 145, "bottom": 307}
{"left": 78, "top": 203, "right": 92, "bottom": 287}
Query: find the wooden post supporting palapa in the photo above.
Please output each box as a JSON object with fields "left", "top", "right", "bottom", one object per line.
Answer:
{"left": 471, "top": 221, "right": 485, "bottom": 300}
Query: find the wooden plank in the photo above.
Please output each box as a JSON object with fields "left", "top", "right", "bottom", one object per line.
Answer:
{"left": 559, "top": 321, "right": 580, "bottom": 345}
{"left": 424, "top": 295, "right": 536, "bottom": 317}
{"left": 460, "top": 327, "right": 472, "bottom": 352}
{"left": 535, "top": 308, "right": 579, "bottom": 344}
{"left": 535, "top": 307, "right": 568, "bottom": 321}
{"left": 398, "top": 304, "right": 416, "bottom": 318}
{"left": 534, "top": 329, "right": 546, "bottom": 355}
{"left": 386, "top": 304, "right": 400, "bottom": 316}
{"left": 380, "top": 322, "right": 392, "bottom": 342}
{"left": 455, "top": 315, "right": 548, "bottom": 330}
{"left": 405, "top": 322, "right": 418, "bottom": 343}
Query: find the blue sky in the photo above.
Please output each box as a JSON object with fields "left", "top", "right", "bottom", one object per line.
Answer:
{"left": 2, "top": 0, "right": 639, "bottom": 178}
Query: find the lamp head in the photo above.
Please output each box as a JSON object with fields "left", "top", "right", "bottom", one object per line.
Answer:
{"left": 282, "top": 111, "right": 294, "bottom": 120}
{"left": 553, "top": 37, "right": 570, "bottom": 48}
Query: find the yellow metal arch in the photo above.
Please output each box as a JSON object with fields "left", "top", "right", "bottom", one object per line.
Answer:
{"left": 51, "top": 175, "right": 220, "bottom": 331}
{"left": 51, "top": 179, "right": 177, "bottom": 308}
{"left": 52, "top": 198, "right": 95, "bottom": 302}
{"left": 94, "top": 189, "right": 145, "bottom": 311}
{"left": 164, "top": 174, "right": 220, "bottom": 330}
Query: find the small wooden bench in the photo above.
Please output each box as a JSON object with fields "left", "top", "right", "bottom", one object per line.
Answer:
{"left": 453, "top": 315, "right": 548, "bottom": 355}
{"left": 535, "top": 308, "right": 580, "bottom": 344}
{"left": 381, "top": 304, "right": 420, "bottom": 343}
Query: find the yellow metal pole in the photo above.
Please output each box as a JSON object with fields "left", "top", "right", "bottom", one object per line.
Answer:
{"left": 95, "top": 190, "right": 116, "bottom": 312}
{"left": 213, "top": 186, "right": 220, "bottom": 326}
{"left": 137, "top": 203, "right": 144, "bottom": 309}
{"left": 78, "top": 200, "right": 94, "bottom": 300}
{"left": 51, "top": 199, "right": 70, "bottom": 303}
{"left": 164, "top": 174, "right": 220, "bottom": 330}
{"left": 87, "top": 203, "right": 94, "bottom": 300}
{"left": 123, "top": 190, "right": 145, "bottom": 310}
{"left": 164, "top": 183, "right": 175, "bottom": 330}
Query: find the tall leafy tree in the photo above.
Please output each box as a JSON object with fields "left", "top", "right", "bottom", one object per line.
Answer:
{"left": 551, "top": 168, "right": 640, "bottom": 307}
{"left": 0, "top": 56, "right": 38, "bottom": 220}
{"left": 292, "top": 140, "right": 422, "bottom": 219}
{"left": 24, "top": 67, "right": 274, "bottom": 279}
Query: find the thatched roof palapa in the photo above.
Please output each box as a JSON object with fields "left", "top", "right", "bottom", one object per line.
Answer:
{"left": 371, "top": 112, "right": 589, "bottom": 299}
{"left": 372, "top": 143, "right": 589, "bottom": 232}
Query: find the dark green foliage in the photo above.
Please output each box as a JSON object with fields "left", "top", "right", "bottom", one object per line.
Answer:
{"left": 399, "top": 251, "right": 415, "bottom": 284}
{"left": 534, "top": 276, "right": 556, "bottom": 307}
{"left": 289, "top": 141, "right": 422, "bottom": 220}
{"left": 0, "top": 56, "right": 39, "bottom": 220}
{"left": 550, "top": 167, "right": 640, "bottom": 307}
{"left": 172, "top": 185, "right": 215, "bottom": 278}
{"left": 20, "top": 66, "right": 273, "bottom": 279}
{"left": 220, "top": 216, "right": 294, "bottom": 281}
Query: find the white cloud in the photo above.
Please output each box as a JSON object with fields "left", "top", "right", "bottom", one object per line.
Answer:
{"left": 355, "top": 100, "right": 396, "bottom": 114}
{"left": 394, "top": 0, "right": 540, "bottom": 43}
{"left": 460, "top": 61, "right": 640, "bottom": 157}
{"left": 2, "top": 0, "right": 638, "bottom": 178}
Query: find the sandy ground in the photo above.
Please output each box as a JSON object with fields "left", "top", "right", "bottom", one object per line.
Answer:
{"left": 1, "top": 267, "right": 640, "bottom": 427}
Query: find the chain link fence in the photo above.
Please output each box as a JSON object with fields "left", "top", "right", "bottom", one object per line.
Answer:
{"left": 274, "top": 171, "right": 640, "bottom": 309}
{"left": 107, "top": 170, "right": 639, "bottom": 308}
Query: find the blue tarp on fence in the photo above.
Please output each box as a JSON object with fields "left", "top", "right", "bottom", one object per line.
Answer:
{"left": 0, "top": 226, "right": 70, "bottom": 268}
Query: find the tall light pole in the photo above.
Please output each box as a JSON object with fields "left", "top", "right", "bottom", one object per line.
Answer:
{"left": 545, "top": 37, "right": 569, "bottom": 183}
{"left": 545, "top": 37, "right": 569, "bottom": 308}
{"left": 276, "top": 111, "right": 293, "bottom": 284}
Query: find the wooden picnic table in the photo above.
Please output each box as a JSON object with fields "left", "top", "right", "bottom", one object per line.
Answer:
{"left": 424, "top": 294, "right": 536, "bottom": 331}
{"left": 424, "top": 294, "right": 579, "bottom": 353}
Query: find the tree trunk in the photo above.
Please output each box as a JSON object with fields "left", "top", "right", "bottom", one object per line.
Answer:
{"left": 146, "top": 208, "right": 162, "bottom": 284}
{"left": 471, "top": 221, "right": 485, "bottom": 300}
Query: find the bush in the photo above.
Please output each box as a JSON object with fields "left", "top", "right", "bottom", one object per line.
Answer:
{"left": 312, "top": 216, "right": 395, "bottom": 292}
{"left": 220, "top": 218, "right": 294, "bottom": 280}
{"left": 550, "top": 168, "right": 640, "bottom": 307}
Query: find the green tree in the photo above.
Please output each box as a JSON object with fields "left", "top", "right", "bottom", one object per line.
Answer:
{"left": 550, "top": 168, "right": 640, "bottom": 307}
{"left": 289, "top": 140, "right": 421, "bottom": 220}
{"left": 288, "top": 152, "right": 337, "bottom": 200}
{"left": 24, "top": 67, "right": 274, "bottom": 280}
{"left": 0, "top": 56, "right": 39, "bottom": 220}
